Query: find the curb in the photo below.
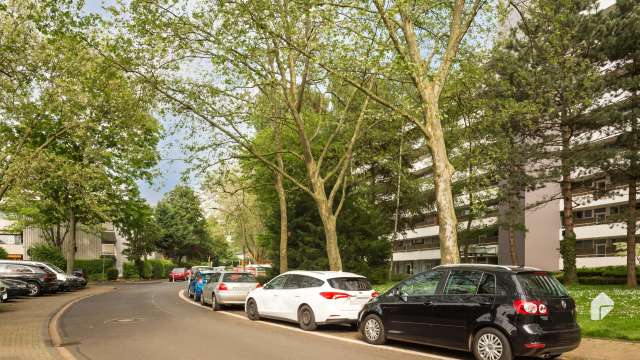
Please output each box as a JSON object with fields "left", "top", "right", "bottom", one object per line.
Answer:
{"left": 48, "top": 287, "right": 115, "bottom": 360}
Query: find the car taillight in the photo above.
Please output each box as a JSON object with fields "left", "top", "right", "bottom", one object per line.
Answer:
{"left": 319, "top": 292, "right": 351, "bottom": 300}
{"left": 371, "top": 291, "right": 379, "bottom": 298}
{"left": 218, "top": 282, "right": 228, "bottom": 291}
{"left": 256, "top": 283, "right": 262, "bottom": 288}
{"left": 524, "top": 342, "right": 546, "bottom": 349}
{"left": 513, "top": 299, "right": 548, "bottom": 315}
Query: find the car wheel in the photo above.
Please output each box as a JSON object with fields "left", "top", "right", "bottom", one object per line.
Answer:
{"left": 211, "top": 293, "right": 220, "bottom": 311}
{"left": 188, "top": 287, "right": 193, "bottom": 298}
{"left": 473, "top": 328, "right": 513, "bottom": 360}
{"left": 200, "top": 292, "right": 207, "bottom": 306}
{"left": 27, "top": 282, "right": 41, "bottom": 297}
{"left": 361, "top": 314, "right": 386, "bottom": 345}
{"left": 246, "top": 298, "right": 260, "bottom": 320}
{"left": 298, "top": 305, "right": 317, "bottom": 331}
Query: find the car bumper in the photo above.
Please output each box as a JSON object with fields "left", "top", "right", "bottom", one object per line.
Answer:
{"left": 515, "top": 324, "right": 581, "bottom": 357}
{"left": 316, "top": 308, "right": 360, "bottom": 324}
{"left": 217, "top": 291, "right": 250, "bottom": 304}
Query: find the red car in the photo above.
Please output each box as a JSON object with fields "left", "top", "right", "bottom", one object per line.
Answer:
{"left": 169, "top": 267, "right": 188, "bottom": 281}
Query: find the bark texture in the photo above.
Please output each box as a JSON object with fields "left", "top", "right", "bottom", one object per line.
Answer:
{"left": 627, "top": 177, "right": 637, "bottom": 288}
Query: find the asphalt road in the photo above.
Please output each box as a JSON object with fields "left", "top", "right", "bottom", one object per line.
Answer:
{"left": 58, "top": 281, "right": 474, "bottom": 360}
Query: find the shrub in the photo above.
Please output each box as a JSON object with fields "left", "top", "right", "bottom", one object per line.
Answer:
{"left": 390, "top": 273, "right": 410, "bottom": 282}
{"left": 141, "top": 261, "right": 153, "bottom": 279}
{"left": 75, "top": 257, "right": 115, "bottom": 276}
{"left": 579, "top": 276, "right": 627, "bottom": 285}
{"left": 255, "top": 275, "right": 272, "bottom": 285}
{"left": 123, "top": 262, "right": 139, "bottom": 279}
{"left": 145, "top": 259, "right": 175, "bottom": 279}
{"left": 28, "top": 244, "right": 66, "bottom": 269}
{"left": 106, "top": 268, "right": 119, "bottom": 280}
{"left": 0, "top": 247, "right": 8, "bottom": 259}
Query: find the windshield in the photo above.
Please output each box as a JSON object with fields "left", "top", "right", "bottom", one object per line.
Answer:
{"left": 328, "top": 277, "right": 372, "bottom": 291}
{"left": 172, "top": 268, "right": 185, "bottom": 273}
{"left": 516, "top": 273, "right": 568, "bottom": 298}
{"left": 222, "top": 273, "right": 256, "bottom": 283}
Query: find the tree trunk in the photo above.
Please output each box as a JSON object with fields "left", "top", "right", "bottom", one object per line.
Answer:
{"left": 560, "top": 127, "right": 577, "bottom": 284}
{"left": 627, "top": 177, "right": 638, "bottom": 288}
{"left": 66, "top": 210, "right": 76, "bottom": 274}
{"left": 508, "top": 186, "right": 520, "bottom": 266}
{"left": 316, "top": 198, "right": 342, "bottom": 271}
{"left": 274, "top": 122, "right": 288, "bottom": 273}
{"left": 423, "top": 100, "right": 460, "bottom": 265}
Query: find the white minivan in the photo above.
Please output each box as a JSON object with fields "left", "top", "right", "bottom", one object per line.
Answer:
{"left": 245, "top": 270, "right": 378, "bottom": 330}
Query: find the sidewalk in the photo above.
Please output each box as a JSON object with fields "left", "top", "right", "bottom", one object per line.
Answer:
{"left": 565, "top": 338, "right": 640, "bottom": 360}
{"left": 0, "top": 285, "right": 112, "bottom": 360}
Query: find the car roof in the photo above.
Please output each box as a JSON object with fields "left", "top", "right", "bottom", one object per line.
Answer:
{"left": 282, "top": 270, "right": 366, "bottom": 280}
{"left": 432, "top": 264, "right": 544, "bottom": 273}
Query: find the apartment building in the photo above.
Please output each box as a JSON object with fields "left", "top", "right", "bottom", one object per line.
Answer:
{"left": 0, "top": 215, "right": 129, "bottom": 275}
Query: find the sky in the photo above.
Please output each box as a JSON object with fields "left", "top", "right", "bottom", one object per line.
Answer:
{"left": 83, "top": 0, "right": 193, "bottom": 205}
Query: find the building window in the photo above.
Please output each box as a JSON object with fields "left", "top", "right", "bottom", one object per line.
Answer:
{"left": 0, "top": 233, "right": 22, "bottom": 245}
{"left": 595, "top": 208, "right": 606, "bottom": 224}
{"left": 414, "top": 238, "right": 424, "bottom": 245}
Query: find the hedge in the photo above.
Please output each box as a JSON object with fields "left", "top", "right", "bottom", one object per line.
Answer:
{"left": 28, "top": 244, "right": 66, "bottom": 270}
{"left": 557, "top": 266, "right": 640, "bottom": 285}
{"left": 106, "top": 268, "right": 119, "bottom": 281}
{"left": 75, "top": 257, "right": 116, "bottom": 276}
{"left": 0, "top": 247, "right": 8, "bottom": 259}
{"left": 123, "top": 262, "right": 139, "bottom": 279}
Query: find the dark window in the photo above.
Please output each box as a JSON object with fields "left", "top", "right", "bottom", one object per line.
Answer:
{"left": 516, "top": 273, "right": 568, "bottom": 297}
{"left": 444, "top": 270, "right": 483, "bottom": 295}
{"left": 398, "top": 271, "right": 443, "bottom": 296}
{"left": 265, "top": 275, "right": 288, "bottom": 289}
{"left": 414, "top": 238, "right": 424, "bottom": 244}
{"left": 328, "top": 277, "right": 371, "bottom": 291}
{"left": 222, "top": 273, "right": 256, "bottom": 283}
{"left": 583, "top": 209, "right": 593, "bottom": 218}
{"left": 299, "top": 275, "right": 324, "bottom": 288}
{"left": 477, "top": 273, "right": 496, "bottom": 295}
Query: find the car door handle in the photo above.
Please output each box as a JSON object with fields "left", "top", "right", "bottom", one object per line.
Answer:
{"left": 423, "top": 300, "right": 433, "bottom": 306}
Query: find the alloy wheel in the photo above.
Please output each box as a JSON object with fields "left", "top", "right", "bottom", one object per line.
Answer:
{"left": 28, "top": 283, "right": 39, "bottom": 296}
{"left": 477, "top": 333, "right": 504, "bottom": 360}
{"left": 364, "top": 318, "right": 381, "bottom": 341}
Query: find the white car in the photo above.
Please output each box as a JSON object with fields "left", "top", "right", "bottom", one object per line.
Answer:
{"left": 245, "top": 271, "right": 378, "bottom": 330}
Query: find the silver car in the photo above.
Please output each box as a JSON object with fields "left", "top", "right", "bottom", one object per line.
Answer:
{"left": 201, "top": 272, "right": 259, "bottom": 310}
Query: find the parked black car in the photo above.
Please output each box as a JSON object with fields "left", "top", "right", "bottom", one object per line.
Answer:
{"left": 0, "top": 278, "right": 31, "bottom": 298}
{"left": 0, "top": 280, "right": 7, "bottom": 303}
{"left": 0, "top": 263, "right": 58, "bottom": 296}
{"left": 358, "top": 264, "right": 580, "bottom": 360}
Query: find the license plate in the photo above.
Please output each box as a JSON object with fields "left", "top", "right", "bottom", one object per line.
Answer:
{"left": 2, "top": 293, "right": 7, "bottom": 300}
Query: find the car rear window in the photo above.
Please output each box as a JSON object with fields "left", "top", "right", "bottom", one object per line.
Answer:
{"left": 516, "top": 273, "right": 568, "bottom": 298}
{"left": 222, "top": 273, "right": 256, "bottom": 283}
{"left": 328, "top": 277, "right": 372, "bottom": 291}
{"left": 172, "top": 268, "right": 185, "bottom": 272}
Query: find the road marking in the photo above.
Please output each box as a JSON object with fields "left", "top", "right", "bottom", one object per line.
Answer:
{"left": 177, "top": 290, "right": 462, "bottom": 360}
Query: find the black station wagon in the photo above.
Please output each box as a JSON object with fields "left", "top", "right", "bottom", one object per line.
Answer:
{"left": 357, "top": 264, "right": 580, "bottom": 360}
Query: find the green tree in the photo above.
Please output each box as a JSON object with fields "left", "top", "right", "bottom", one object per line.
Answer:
{"left": 116, "top": 196, "right": 161, "bottom": 273}
{"left": 487, "top": 0, "right": 604, "bottom": 282}
{"left": 1, "top": 11, "right": 161, "bottom": 272}
{"left": 155, "top": 185, "right": 212, "bottom": 263}
{"left": 595, "top": 0, "right": 640, "bottom": 287}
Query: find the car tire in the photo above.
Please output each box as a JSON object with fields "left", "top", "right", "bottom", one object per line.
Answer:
{"left": 188, "top": 287, "right": 193, "bottom": 298}
{"left": 200, "top": 292, "right": 206, "bottom": 306}
{"left": 298, "top": 305, "right": 318, "bottom": 331}
{"left": 27, "top": 282, "right": 41, "bottom": 297}
{"left": 246, "top": 298, "right": 260, "bottom": 320}
{"left": 211, "top": 294, "right": 220, "bottom": 311}
{"left": 361, "top": 314, "right": 386, "bottom": 345}
{"left": 473, "top": 327, "right": 513, "bottom": 360}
